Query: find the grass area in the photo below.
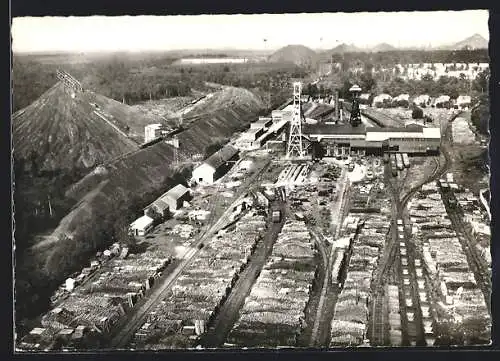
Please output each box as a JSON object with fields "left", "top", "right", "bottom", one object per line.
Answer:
{"left": 448, "top": 145, "right": 488, "bottom": 193}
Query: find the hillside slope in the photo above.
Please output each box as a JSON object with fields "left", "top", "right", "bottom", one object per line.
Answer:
{"left": 39, "top": 86, "right": 265, "bottom": 251}
{"left": 13, "top": 82, "right": 139, "bottom": 171}
{"left": 451, "top": 33, "right": 488, "bottom": 50}
{"left": 371, "top": 43, "right": 397, "bottom": 52}
{"left": 85, "top": 90, "right": 164, "bottom": 143}
{"left": 268, "top": 45, "right": 317, "bottom": 66}
{"left": 329, "top": 43, "right": 363, "bottom": 54}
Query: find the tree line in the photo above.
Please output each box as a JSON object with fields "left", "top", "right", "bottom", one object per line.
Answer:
{"left": 326, "top": 49, "right": 489, "bottom": 69}
{"left": 13, "top": 54, "right": 309, "bottom": 112}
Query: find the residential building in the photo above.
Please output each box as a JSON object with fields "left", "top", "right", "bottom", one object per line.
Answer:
{"left": 456, "top": 95, "right": 472, "bottom": 109}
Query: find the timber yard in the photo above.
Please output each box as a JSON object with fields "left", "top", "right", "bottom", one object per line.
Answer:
{"left": 13, "top": 14, "right": 492, "bottom": 350}
{"left": 16, "top": 77, "right": 491, "bottom": 350}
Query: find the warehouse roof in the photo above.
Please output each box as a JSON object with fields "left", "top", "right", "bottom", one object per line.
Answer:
{"left": 254, "top": 117, "right": 273, "bottom": 124}
{"left": 304, "top": 123, "right": 367, "bottom": 135}
{"left": 130, "top": 215, "right": 154, "bottom": 230}
{"left": 165, "top": 184, "right": 189, "bottom": 201}
{"left": 204, "top": 144, "right": 239, "bottom": 170}
{"left": 144, "top": 184, "right": 189, "bottom": 213}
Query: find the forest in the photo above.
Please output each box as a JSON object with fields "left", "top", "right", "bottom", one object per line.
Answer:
{"left": 12, "top": 53, "right": 307, "bottom": 113}
{"left": 325, "top": 48, "right": 489, "bottom": 69}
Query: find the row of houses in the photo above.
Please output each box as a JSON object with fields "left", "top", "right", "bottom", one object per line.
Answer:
{"left": 368, "top": 93, "right": 472, "bottom": 109}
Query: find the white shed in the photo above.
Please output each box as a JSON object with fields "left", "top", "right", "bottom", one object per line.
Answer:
{"left": 129, "top": 215, "right": 154, "bottom": 236}
{"left": 192, "top": 145, "right": 239, "bottom": 184}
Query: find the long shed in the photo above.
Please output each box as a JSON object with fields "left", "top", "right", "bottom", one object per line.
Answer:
{"left": 192, "top": 145, "right": 239, "bottom": 184}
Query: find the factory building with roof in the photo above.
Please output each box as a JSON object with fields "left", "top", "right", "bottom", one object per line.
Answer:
{"left": 129, "top": 215, "right": 155, "bottom": 236}
{"left": 304, "top": 123, "right": 441, "bottom": 157}
{"left": 144, "top": 184, "right": 191, "bottom": 219}
{"left": 192, "top": 144, "right": 239, "bottom": 184}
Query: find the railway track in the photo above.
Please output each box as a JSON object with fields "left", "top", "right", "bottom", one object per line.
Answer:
{"left": 308, "top": 169, "right": 350, "bottom": 347}
{"left": 371, "top": 137, "right": 452, "bottom": 346}
{"left": 200, "top": 201, "right": 286, "bottom": 347}
{"left": 105, "top": 159, "right": 272, "bottom": 349}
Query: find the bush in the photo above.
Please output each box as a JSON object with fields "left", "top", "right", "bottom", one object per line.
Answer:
{"left": 412, "top": 107, "right": 424, "bottom": 119}
{"left": 471, "top": 104, "right": 489, "bottom": 136}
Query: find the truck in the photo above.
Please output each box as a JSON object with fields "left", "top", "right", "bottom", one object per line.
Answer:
{"left": 272, "top": 209, "right": 281, "bottom": 223}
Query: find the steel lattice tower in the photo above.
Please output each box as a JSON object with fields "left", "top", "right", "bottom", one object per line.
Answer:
{"left": 286, "top": 82, "right": 304, "bottom": 158}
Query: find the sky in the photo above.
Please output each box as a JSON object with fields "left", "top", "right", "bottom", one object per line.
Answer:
{"left": 12, "top": 10, "right": 489, "bottom": 53}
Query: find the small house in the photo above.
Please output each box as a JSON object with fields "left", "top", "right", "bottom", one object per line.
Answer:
{"left": 393, "top": 94, "right": 410, "bottom": 107}
{"left": 144, "top": 184, "right": 191, "bottom": 218}
{"left": 162, "top": 184, "right": 191, "bottom": 212}
{"left": 372, "top": 94, "right": 392, "bottom": 108}
{"left": 192, "top": 145, "right": 239, "bottom": 184}
{"left": 129, "top": 215, "right": 154, "bottom": 236}
{"left": 359, "top": 93, "right": 371, "bottom": 105}
{"left": 412, "top": 94, "right": 431, "bottom": 107}
{"left": 456, "top": 95, "right": 472, "bottom": 109}
{"left": 433, "top": 95, "right": 451, "bottom": 108}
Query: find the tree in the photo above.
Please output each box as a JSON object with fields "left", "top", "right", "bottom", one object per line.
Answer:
{"left": 471, "top": 103, "right": 489, "bottom": 136}
{"left": 359, "top": 72, "right": 376, "bottom": 93}
{"left": 412, "top": 106, "right": 424, "bottom": 119}
{"left": 473, "top": 69, "right": 489, "bottom": 94}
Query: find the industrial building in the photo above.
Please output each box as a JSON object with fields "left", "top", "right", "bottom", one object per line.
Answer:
{"left": 251, "top": 117, "right": 273, "bottom": 130}
{"left": 129, "top": 215, "right": 155, "bottom": 236}
{"left": 192, "top": 145, "right": 239, "bottom": 184}
{"left": 305, "top": 123, "right": 441, "bottom": 157}
{"left": 144, "top": 184, "right": 191, "bottom": 220}
{"left": 144, "top": 124, "right": 168, "bottom": 143}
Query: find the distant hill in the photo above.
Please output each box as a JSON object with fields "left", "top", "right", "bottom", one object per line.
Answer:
{"left": 268, "top": 45, "right": 317, "bottom": 66}
{"left": 329, "top": 43, "right": 364, "bottom": 54}
{"left": 12, "top": 82, "right": 141, "bottom": 171}
{"left": 450, "top": 33, "right": 488, "bottom": 50}
{"left": 371, "top": 43, "right": 397, "bottom": 52}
